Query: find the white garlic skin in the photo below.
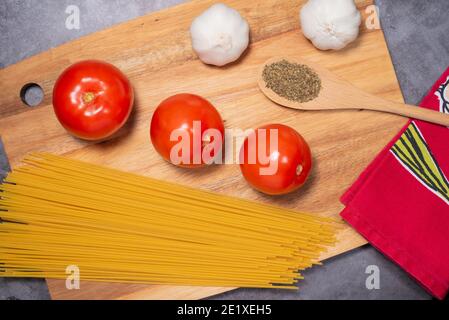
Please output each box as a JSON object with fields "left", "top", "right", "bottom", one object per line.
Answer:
{"left": 190, "top": 3, "right": 250, "bottom": 66}
{"left": 300, "top": 0, "right": 361, "bottom": 51}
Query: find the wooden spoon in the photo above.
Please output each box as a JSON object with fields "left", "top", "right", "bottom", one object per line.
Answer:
{"left": 258, "top": 57, "right": 449, "bottom": 126}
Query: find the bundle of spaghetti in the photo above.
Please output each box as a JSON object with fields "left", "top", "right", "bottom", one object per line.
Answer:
{"left": 0, "top": 153, "right": 339, "bottom": 289}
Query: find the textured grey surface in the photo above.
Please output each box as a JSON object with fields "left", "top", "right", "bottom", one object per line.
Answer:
{"left": 0, "top": 0, "right": 448, "bottom": 300}
{"left": 0, "top": 140, "right": 10, "bottom": 178}
{"left": 0, "top": 278, "right": 51, "bottom": 300}
{"left": 376, "top": 0, "right": 449, "bottom": 105}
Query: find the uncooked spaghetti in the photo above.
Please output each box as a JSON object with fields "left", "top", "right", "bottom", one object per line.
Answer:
{"left": 0, "top": 153, "right": 338, "bottom": 289}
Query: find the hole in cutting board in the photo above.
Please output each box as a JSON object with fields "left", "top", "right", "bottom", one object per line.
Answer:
{"left": 20, "top": 83, "right": 44, "bottom": 107}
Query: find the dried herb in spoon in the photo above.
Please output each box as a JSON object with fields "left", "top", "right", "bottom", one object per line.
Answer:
{"left": 262, "top": 59, "right": 321, "bottom": 103}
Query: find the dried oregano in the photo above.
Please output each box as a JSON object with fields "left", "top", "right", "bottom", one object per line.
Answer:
{"left": 262, "top": 59, "right": 321, "bottom": 103}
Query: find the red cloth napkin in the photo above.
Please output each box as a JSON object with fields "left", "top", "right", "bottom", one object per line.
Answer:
{"left": 340, "top": 68, "right": 449, "bottom": 300}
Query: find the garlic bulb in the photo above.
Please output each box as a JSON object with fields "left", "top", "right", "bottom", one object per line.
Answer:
{"left": 190, "top": 3, "right": 249, "bottom": 66}
{"left": 300, "top": 0, "right": 361, "bottom": 51}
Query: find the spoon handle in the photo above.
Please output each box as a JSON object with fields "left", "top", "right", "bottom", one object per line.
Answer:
{"left": 369, "top": 100, "right": 449, "bottom": 126}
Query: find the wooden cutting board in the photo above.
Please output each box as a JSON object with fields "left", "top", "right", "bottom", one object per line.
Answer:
{"left": 0, "top": 0, "right": 406, "bottom": 300}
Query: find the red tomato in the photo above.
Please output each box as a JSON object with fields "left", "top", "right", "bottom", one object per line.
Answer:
{"left": 150, "top": 94, "right": 224, "bottom": 167}
{"left": 239, "top": 124, "right": 312, "bottom": 195}
{"left": 53, "top": 60, "right": 134, "bottom": 140}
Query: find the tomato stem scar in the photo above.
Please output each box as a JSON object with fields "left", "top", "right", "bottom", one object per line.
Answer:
{"left": 83, "top": 92, "right": 95, "bottom": 104}
{"left": 296, "top": 164, "right": 303, "bottom": 176}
